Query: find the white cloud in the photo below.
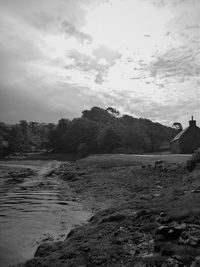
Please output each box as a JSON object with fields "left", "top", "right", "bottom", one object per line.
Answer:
{"left": 0, "top": 0, "right": 199, "bottom": 127}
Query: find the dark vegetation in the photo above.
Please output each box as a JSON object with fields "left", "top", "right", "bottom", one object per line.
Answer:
{"left": 172, "top": 122, "right": 183, "bottom": 133}
{"left": 0, "top": 120, "right": 53, "bottom": 157}
{"left": 0, "top": 107, "right": 177, "bottom": 157}
{"left": 187, "top": 148, "right": 200, "bottom": 171}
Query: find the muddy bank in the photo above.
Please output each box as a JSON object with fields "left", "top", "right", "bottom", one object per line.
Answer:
{"left": 0, "top": 165, "right": 36, "bottom": 178}
{"left": 0, "top": 162, "right": 92, "bottom": 267}
{"left": 15, "top": 160, "right": 200, "bottom": 267}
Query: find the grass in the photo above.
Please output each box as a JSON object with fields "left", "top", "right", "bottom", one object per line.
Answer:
{"left": 79, "top": 153, "right": 191, "bottom": 168}
{"left": 2, "top": 152, "right": 78, "bottom": 162}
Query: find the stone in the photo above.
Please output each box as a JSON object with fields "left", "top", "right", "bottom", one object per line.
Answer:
{"left": 195, "top": 256, "right": 200, "bottom": 264}
{"left": 156, "top": 225, "right": 185, "bottom": 240}
{"left": 34, "top": 241, "right": 62, "bottom": 257}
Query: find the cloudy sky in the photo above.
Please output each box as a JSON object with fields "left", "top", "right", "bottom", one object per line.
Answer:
{"left": 0, "top": 0, "right": 199, "bottom": 126}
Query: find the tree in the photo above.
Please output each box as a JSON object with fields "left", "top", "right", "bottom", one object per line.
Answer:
{"left": 8, "top": 125, "right": 27, "bottom": 152}
{"left": 106, "top": 107, "right": 120, "bottom": 118}
{"left": 77, "top": 143, "right": 89, "bottom": 158}
{"left": 0, "top": 106, "right": 178, "bottom": 156}
{"left": 97, "top": 124, "right": 121, "bottom": 152}
{"left": 67, "top": 118, "right": 98, "bottom": 153}
{"left": 19, "top": 120, "right": 31, "bottom": 151}
{"left": 172, "top": 122, "right": 183, "bottom": 132}
{"left": 0, "top": 135, "right": 4, "bottom": 157}
{"left": 82, "top": 107, "right": 114, "bottom": 123}
{"left": 47, "top": 123, "right": 56, "bottom": 150}
{"left": 52, "top": 119, "right": 71, "bottom": 151}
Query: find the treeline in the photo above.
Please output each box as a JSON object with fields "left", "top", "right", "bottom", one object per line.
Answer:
{"left": 0, "top": 107, "right": 177, "bottom": 157}
{"left": 0, "top": 120, "right": 54, "bottom": 157}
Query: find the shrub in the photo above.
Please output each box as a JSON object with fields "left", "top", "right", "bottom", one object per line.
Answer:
{"left": 111, "top": 147, "right": 133, "bottom": 154}
{"left": 187, "top": 148, "right": 200, "bottom": 171}
{"left": 77, "top": 143, "right": 89, "bottom": 158}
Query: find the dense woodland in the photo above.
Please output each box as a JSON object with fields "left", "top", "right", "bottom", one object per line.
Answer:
{"left": 0, "top": 107, "right": 178, "bottom": 157}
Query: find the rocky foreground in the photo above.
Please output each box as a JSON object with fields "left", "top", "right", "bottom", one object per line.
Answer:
{"left": 16, "top": 159, "right": 200, "bottom": 267}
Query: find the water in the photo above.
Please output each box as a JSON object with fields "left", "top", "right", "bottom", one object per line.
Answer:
{"left": 0, "top": 161, "right": 91, "bottom": 267}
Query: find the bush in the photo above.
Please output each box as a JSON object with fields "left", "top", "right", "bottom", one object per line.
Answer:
{"left": 77, "top": 143, "right": 89, "bottom": 158}
{"left": 187, "top": 148, "right": 200, "bottom": 171}
{"left": 111, "top": 147, "right": 133, "bottom": 154}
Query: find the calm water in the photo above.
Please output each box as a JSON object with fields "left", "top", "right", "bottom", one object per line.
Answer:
{"left": 0, "top": 161, "right": 91, "bottom": 267}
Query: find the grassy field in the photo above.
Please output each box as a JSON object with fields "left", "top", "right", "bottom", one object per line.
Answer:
{"left": 80, "top": 153, "right": 192, "bottom": 168}
{"left": 1, "top": 153, "right": 191, "bottom": 170}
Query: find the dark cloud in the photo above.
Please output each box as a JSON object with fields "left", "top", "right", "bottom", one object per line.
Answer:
{"left": 0, "top": 81, "right": 106, "bottom": 123}
{"left": 0, "top": 84, "right": 59, "bottom": 123}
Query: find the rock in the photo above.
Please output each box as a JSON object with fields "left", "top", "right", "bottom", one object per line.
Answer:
{"left": 155, "top": 234, "right": 166, "bottom": 242}
{"left": 179, "top": 228, "right": 200, "bottom": 247}
{"left": 61, "top": 171, "right": 77, "bottom": 181}
{"left": 160, "top": 243, "right": 174, "bottom": 256}
{"left": 112, "top": 237, "right": 124, "bottom": 245}
{"left": 180, "top": 231, "right": 188, "bottom": 240}
{"left": 156, "top": 224, "right": 185, "bottom": 240}
{"left": 195, "top": 256, "right": 200, "bottom": 264}
{"left": 67, "top": 227, "right": 80, "bottom": 238}
{"left": 34, "top": 241, "right": 62, "bottom": 257}
{"left": 154, "top": 241, "right": 177, "bottom": 257}
{"left": 161, "top": 257, "right": 180, "bottom": 267}
{"left": 140, "top": 222, "right": 158, "bottom": 233}
{"left": 134, "top": 262, "right": 146, "bottom": 267}
{"left": 100, "top": 212, "right": 127, "bottom": 223}
{"left": 191, "top": 262, "right": 198, "bottom": 267}
{"left": 188, "top": 236, "right": 200, "bottom": 247}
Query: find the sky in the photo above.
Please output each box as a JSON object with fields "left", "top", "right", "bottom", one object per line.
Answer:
{"left": 0, "top": 0, "right": 199, "bottom": 127}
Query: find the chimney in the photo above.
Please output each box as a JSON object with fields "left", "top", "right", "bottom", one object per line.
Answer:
{"left": 189, "top": 115, "right": 196, "bottom": 127}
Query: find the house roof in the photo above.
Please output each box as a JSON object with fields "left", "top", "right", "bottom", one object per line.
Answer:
{"left": 170, "top": 127, "right": 189, "bottom": 142}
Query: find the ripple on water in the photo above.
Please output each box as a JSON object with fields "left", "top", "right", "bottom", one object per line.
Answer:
{"left": 0, "top": 161, "right": 91, "bottom": 267}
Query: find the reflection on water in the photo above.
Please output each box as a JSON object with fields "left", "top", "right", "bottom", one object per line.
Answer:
{"left": 0, "top": 161, "right": 91, "bottom": 267}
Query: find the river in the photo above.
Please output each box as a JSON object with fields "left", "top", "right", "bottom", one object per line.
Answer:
{"left": 0, "top": 161, "right": 91, "bottom": 267}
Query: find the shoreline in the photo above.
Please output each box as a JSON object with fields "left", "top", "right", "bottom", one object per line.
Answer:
{"left": 2, "top": 154, "right": 200, "bottom": 266}
{"left": 15, "top": 156, "right": 200, "bottom": 267}
{"left": 0, "top": 162, "right": 92, "bottom": 267}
